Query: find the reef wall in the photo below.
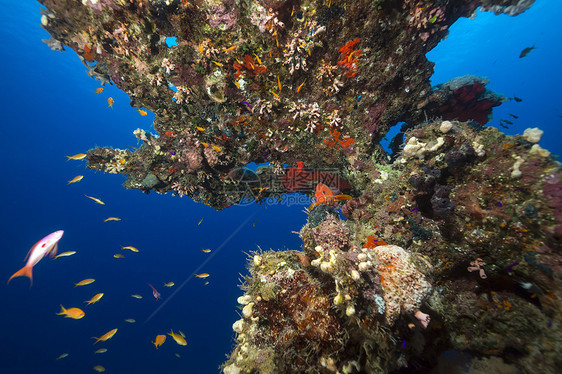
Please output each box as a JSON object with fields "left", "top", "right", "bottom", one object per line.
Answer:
{"left": 37, "top": 0, "right": 562, "bottom": 373}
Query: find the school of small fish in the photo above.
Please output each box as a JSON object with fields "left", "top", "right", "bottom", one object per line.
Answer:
{"left": 7, "top": 127, "right": 221, "bottom": 371}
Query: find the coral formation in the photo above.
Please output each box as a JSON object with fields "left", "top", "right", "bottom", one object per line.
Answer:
{"left": 35, "top": 0, "right": 561, "bottom": 373}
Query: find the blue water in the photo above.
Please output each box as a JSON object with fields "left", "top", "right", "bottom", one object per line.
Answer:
{"left": 0, "top": 1, "right": 560, "bottom": 373}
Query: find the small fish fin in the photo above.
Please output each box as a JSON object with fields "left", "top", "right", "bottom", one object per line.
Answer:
{"left": 7, "top": 265, "right": 33, "bottom": 286}
{"left": 56, "top": 305, "right": 66, "bottom": 315}
{"left": 49, "top": 243, "right": 59, "bottom": 258}
{"left": 23, "top": 243, "right": 38, "bottom": 262}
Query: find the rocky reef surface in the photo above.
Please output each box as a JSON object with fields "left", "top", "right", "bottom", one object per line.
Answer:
{"left": 37, "top": 0, "right": 562, "bottom": 373}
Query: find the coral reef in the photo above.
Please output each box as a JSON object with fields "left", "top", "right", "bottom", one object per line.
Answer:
{"left": 225, "top": 120, "right": 562, "bottom": 373}
{"left": 35, "top": 0, "right": 561, "bottom": 373}
{"left": 37, "top": 0, "right": 514, "bottom": 209}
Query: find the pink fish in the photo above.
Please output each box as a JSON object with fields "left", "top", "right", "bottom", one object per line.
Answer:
{"left": 148, "top": 283, "right": 160, "bottom": 301}
{"left": 8, "top": 230, "right": 64, "bottom": 286}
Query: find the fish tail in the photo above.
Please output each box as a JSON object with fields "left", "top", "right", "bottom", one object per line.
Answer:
{"left": 56, "top": 305, "right": 66, "bottom": 315}
{"left": 7, "top": 265, "right": 33, "bottom": 286}
{"left": 92, "top": 337, "right": 100, "bottom": 344}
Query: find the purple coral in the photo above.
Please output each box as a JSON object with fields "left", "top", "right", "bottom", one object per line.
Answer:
{"left": 207, "top": 3, "right": 238, "bottom": 30}
{"left": 203, "top": 146, "right": 220, "bottom": 167}
{"left": 311, "top": 215, "right": 351, "bottom": 251}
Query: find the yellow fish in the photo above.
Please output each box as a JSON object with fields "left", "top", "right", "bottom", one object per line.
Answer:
{"left": 168, "top": 330, "right": 187, "bottom": 346}
{"left": 197, "top": 218, "right": 203, "bottom": 225}
{"left": 124, "top": 318, "right": 136, "bottom": 323}
{"left": 178, "top": 330, "right": 185, "bottom": 338}
{"left": 67, "top": 175, "right": 84, "bottom": 185}
{"left": 93, "top": 365, "right": 105, "bottom": 372}
{"left": 95, "top": 87, "right": 104, "bottom": 94}
{"left": 196, "top": 126, "right": 205, "bottom": 131}
{"left": 85, "top": 293, "right": 104, "bottom": 305}
{"left": 212, "top": 145, "right": 221, "bottom": 152}
{"left": 92, "top": 328, "right": 118, "bottom": 344}
{"left": 164, "top": 282, "right": 175, "bottom": 287}
{"left": 175, "top": 353, "right": 180, "bottom": 358}
{"left": 57, "top": 305, "right": 85, "bottom": 319}
{"left": 122, "top": 246, "right": 139, "bottom": 252}
{"left": 200, "top": 142, "right": 209, "bottom": 147}
{"left": 113, "top": 254, "right": 125, "bottom": 259}
{"left": 201, "top": 249, "right": 211, "bottom": 253}
{"left": 204, "top": 281, "right": 210, "bottom": 286}
{"left": 107, "top": 97, "right": 114, "bottom": 108}
{"left": 54, "top": 251, "right": 76, "bottom": 259}
{"left": 131, "top": 294, "right": 143, "bottom": 299}
{"left": 94, "top": 348, "right": 107, "bottom": 354}
{"left": 195, "top": 273, "right": 210, "bottom": 279}
{"left": 104, "top": 217, "right": 121, "bottom": 222}
{"left": 153, "top": 334, "right": 166, "bottom": 349}
{"left": 75, "top": 278, "right": 95, "bottom": 287}
{"left": 56, "top": 353, "right": 69, "bottom": 360}
{"left": 84, "top": 195, "right": 105, "bottom": 205}
{"left": 211, "top": 60, "right": 222, "bottom": 67}
{"left": 66, "top": 153, "right": 87, "bottom": 161}
{"left": 138, "top": 109, "right": 147, "bottom": 116}
{"left": 223, "top": 45, "right": 237, "bottom": 52}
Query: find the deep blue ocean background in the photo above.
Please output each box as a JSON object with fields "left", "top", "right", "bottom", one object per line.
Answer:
{"left": 0, "top": 1, "right": 560, "bottom": 373}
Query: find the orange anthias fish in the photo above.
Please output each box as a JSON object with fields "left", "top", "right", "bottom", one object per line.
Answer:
{"left": 92, "top": 328, "right": 118, "bottom": 344}
{"left": 308, "top": 183, "right": 352, "bottom": 211}
{"left": 121, "top": 246, "right": 139, "bottom": 252}
{"left": 107, "top": 97, "right": 114, "bottom": 108}
{"left": 67, "top": 175, "right": 84, "bottom": 185}
{"left": 195, "top": 273, "right": 210, "bottom": 279}
{"left": 148, "top": 283, "right": 160, "bottom": 300}
{"left": 56, "top": 305, "right": 85, "bottom": 319}
{"left": 66, "top": 153, "right": 87, "bottom": 161}
{"left": 95, "top": 87, "right": 104, "bottom": 94}
{"left": 85, "top": 293, "right": 104, "bottom": 305}
{"left": 8, "top": 230, "right": 64, "bottom": 286}
{"left": 168, "top": 330, "right": 187, "bottom": 346}
{"left": 153, "top": 334, "right": 166, "bottom": 349}
{"left": 53, "top": 251, "right": 76, "bottom": 259}
{"left": 75, "top": 278, "right": 95, "bottom": 287}
{"left": 138, "top": 109, "right": 147, "bottom": 116}
{"left": 84, "top": 195, "right": 105, "bottom": 205}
